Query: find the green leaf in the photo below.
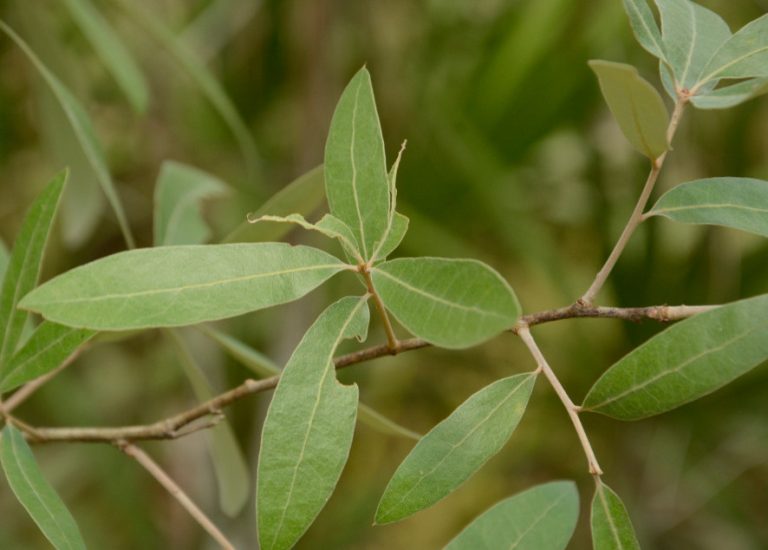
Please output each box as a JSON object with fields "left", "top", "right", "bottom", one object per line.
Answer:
{"left": 690, "top": 78, "right": 768, "bottom": 109}
{"left": 583, "top": 294, "right": 768, "bottom": 420}
{"left": 20, "top": 243, "right": 348, "bottom": 330}
{"left": 656, "top": 0, "right": 731, "bottom": 91}
{"left": 114, "top": 0, "right": 260, "bottom": 182}
{"left": 0, "top": 21, "right": 135, "bottom": 248}
{"left": 375, "top": 373, "right": 536, "bottom": 524}
{"left": 224, "top": 165, "right": 325, "bottom": 244}
{"left": 591, "top": 482, "right": 641, "bottom": 550}
{"left": 153, "top": 161, "right": 228, "bottom": 246}
{"left": 247, "top": 214, "right": 362, "bottom": 263}
{"left": 697, "top": 13, "right": 768, "bottom": 86}
{"left": 372, "top": 212, "right": 409, "bottom": 263}
{"left": 166, "top": 330, "right": 249, "bottom": 516}
{"left": 0, "top": 322, "right": 94, "bottom": 393}
{"left": 0, "top": 425, "right": 86, "bottom": 550}
{"left": 648, "top": 177, "right": 768, "bottom": 237}
{"left": 622, "top": 0, "right": 666, "bottom": 60}
{"left": 371, "top": 257, "right": 520, "bottom": 348}
{"left": 324, "top": 68, "right": 390, "bottom": 260}
{"left": 199, "top": 326, "right": 420, "bottom": 440}
{"left": 0, "top": 171, "right": 66, "bottom": 367}
{"left": 445, "top": 481, "right": 579, "bottom": 550}
{"left": 257, "top": 296, "right": 369, "bottom": 550}
{"left": 589, "top": 60, "right": 670, "bottom": 160}
{"left": 60, "top": 0, "right": 149, "bottom": 112}
{"left": 0, "top": 239, "right": 9, "bottom": 287}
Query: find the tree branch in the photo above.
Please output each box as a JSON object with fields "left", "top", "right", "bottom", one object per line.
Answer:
{"left": 15, "top": 303, "right": 715, "bottom": 445}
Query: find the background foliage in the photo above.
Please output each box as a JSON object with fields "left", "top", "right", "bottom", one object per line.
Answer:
{"left": 1, "top": 0, "right": 767, "bottom": 548}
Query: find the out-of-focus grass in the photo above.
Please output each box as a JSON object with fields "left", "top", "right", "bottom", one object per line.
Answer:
{"left": 1, "top": 1, "right": 767, "bottom": 548}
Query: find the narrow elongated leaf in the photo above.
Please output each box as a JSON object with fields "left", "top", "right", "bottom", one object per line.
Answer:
{"left": 648, "top": 177, "right": 768, "bottom": 237}
{"left": 257, "top": 296, "right": 369, "bottom": 550}
{"left": 691, "top": 78, "right": 768, "bottom": 109}
{"left": 153, "top": 161, "right": 228, "bottom": 246}
{"left": 445, "top": 481, "right": 579, "bottom": 550}
{"left": 60, "top": 0, "right": 149, "bottom": 112}
{"left": 166, "top": 330, "right": 249, "bottom": 516}
{"left": 114, "top": 0, "right": 259, "bottom": 182}
{"left": 697, "top": 13, "right": 768, "bottom": 86}
{"left": 0, "top": 240, "right": 9, "bottom": 286}
{"left": 591, "top": 482, "right": 641, "bottom": 550}
{"left": 375, "top": 373, "right": 537, "bottom": 524}
{"left": 622, "top": 0, "right": 666, "bottom": 60}
{"left": 20, "top": 243, "right": 348, "bottom": 330}
{"left": 0, "top": 172, "right": 66, "bottom": 367}
{"left": 199, "top": 327, "right": 420, "bottom": 440}
{"left": 324, "top": 68, "right": 390, "bottom": 260}
{"left": 247, "top": 214, "right": 362, "bottom": 263}
{"left": 0, "top": 22, "right": 135, "bottom": 248}
{"left": 371, "top": 257, "right": 520, "bottom": 348}
{"left": 656, "top": 0, "right": 730, "bottom": 91}
{"left": 589, "top": 60, "right": 669, "bottom": 160}
{"left": 583, "top": 294, "right": 768, "bottom": 420}
{"left": 372, "top": 212, "right": 409, "bottom": 263}
{"left": 0, "top": 425, "right": 86, "bottom": 550}
{"left": 224, "top": 165, "right": 325, "bottom": 243}
{"left": 0, "top": 322, "right": 93, "bottom": 393}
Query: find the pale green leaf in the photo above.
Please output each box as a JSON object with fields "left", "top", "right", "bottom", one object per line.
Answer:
{"left": 0, "top": 425, "right": 86, "bottom": 550}
{"left": 583, "top": 295, "right": 768, "bottom": 420}
{"left": 648, "top": 177, "right": 768, "bottom": 236}
{"left": 622, "top": 0, "right": 666, "bottom": 60}
{"left": 445, "top": 481, "right": 579, "bottom": 550}
{"left": 691, "top": 78, "right": 768, "bottom": 109}
{"left": 60, "top": 0, "right": 149, "bottom": 112}
{"left": 371, "top": 257, "right": 520, "bottom": 348}
{"left": 591, "top": 482, "right": 641, "bottom": 550}
{"left": 0, "top": 21, "right": 135, "bottom": 248}
{"left": 697, "top": 13, "right": 768, "bottom": 87}
{"left": 224, "top": 165, "right": 325, "bottom": 244}
{"left": 0, "top": 171, "right": 66, "bottom": 367}
{"left": 589, "top": 60, "right": 670, "bottom": 160}
{"left": 375, "top": 373, "right": 537, "bottom": 524}
{"left": 0, "top": 240, "right": 9, "bottom": 287}
{"left": 166, "top": 330, "right": 249, "bottom": 516}
{"left": 199, "top": 326, "right": 420, "bottom": 440}
{"left": 153, "top": 161, "right": 228, "bottom": 246}
{"left": 373, "top": 213, "right": 409, "bottom": 263}
{"left": 656, "top": 0, "right": 731, "bottom": 91}
{"left": 247, "top": 214, "right": 362, "bottom": 263}
{"left": 257, "top": 296, "right": 369, "bottom": 550}
{"left": 0, "top": 322, "right": 94, "bottom": 393}
{"left": 20, "top": 243, "right": 348, "bottom": 330}
{"left": 114, "top": 0, "right": 260, "bottom": 181}
{"left": 324, "top": 68, "right": 390, "bottom": 260}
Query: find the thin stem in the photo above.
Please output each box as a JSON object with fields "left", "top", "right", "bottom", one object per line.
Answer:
{"left": 360, "top": 267, "right": 400, "bottom": 352}
{"left": 517, "top": 325, "right": 603, "bottom": 476}
{"left": 16, "top": 303, "right": 715, "bottom": 444}
{"left": 580, "top": 99, "right": 688, "bottom": 305}
{"left": 118, "top": 442, "right": 235, "bottom": 550}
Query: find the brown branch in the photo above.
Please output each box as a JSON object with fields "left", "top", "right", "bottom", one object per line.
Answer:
{"left": 16, "top": 303, "right": 716, "bottom": 444}
{"left": 119, "top": 442, "right": 235, "bottom": 550}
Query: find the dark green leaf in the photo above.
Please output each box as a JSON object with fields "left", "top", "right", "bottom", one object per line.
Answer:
{"left": 0, "top": 425, "right": 86, "bottom": 550}
{"left": 589, "top": 60, "right": 669, "bottom": 159}
{"left": 20, "top": 243, "right": 348, "bottom": 330}
{"left": 257, "top": 296, "right": 368, "bottom": 550}
{"left": 591, "top": 482, "right": 641, "bottom": 550}
{"left": 324, "top": 68, "right": 390, "bottom": 260}
{"left": 649, "top": 177, "right": 768, "bottom": 236}
{"left": 0, "top": 322, "right": 93, "bottom": 393}
{"left": 445, "top": 481, "right": 579, "bottom": 550}
{"left": 372, "top": 257, "right": 520, "bottom": 348}
{"left": 375, "top": 373, "right": 536, "bottom": 524}
{"left": 583, "top": 295, "right": 768, "bottom": 420}
{"left": 0, "top": 171, "right": 66, "bottom": 367}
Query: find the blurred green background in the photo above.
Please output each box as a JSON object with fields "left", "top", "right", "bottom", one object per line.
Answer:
{"left": 1, "top": 0, "right": 768, "bottom": 548}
